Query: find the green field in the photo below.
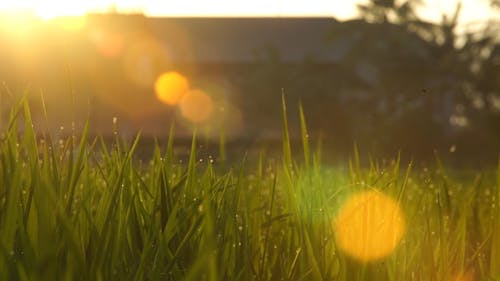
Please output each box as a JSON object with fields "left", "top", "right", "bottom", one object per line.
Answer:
{"left": 0, "top": 96, "right": 499, "bottom": 281}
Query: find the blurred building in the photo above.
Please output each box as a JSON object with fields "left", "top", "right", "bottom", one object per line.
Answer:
{"left": 0, "top": 13, "right": 498, "bottom": 161}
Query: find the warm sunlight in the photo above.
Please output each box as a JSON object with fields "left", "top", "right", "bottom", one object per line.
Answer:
{"left": 333, "top": 190, "right": 405, "bottom": 262}
{"left": 155, "top": 71, "right": 190, "bottom": 105}
{"left": 180, "top": 89, "right": 214, "bottom": 123}
{"left": 1, "top": 1, "right": 496, "bottom": 28}
{"left": 0, "top": 1, "right": 87, "bottom": 20}
{"left": 51, "top": 16, "right": 86, "bottom": 32}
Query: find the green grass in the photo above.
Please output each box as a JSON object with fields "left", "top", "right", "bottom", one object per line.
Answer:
{"left": 0, "top": 94, "right": 499, "bottom": 281}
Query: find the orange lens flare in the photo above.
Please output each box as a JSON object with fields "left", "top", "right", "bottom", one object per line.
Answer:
{"left": 155, "top": 71, "right": 190, "bottom": 105}
{"left": 333, "top": 190, "right": 405, "bottom": 262}
{"left": 180, "top": 89, "right": 214, "bottom": 123}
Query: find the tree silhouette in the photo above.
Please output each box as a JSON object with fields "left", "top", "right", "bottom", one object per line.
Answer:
{"left": 353, "top": 0, "right": 500, "bottom": 153}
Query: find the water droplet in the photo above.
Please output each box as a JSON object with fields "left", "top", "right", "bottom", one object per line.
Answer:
{"left": 449, "top": 145, "right": 456, "bottom": 153}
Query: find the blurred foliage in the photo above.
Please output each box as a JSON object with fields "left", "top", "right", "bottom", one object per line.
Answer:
{"left": 354, "top": 0, "right": 500, "bottom": 153}
{"left": 492, "top": 0, "right": 500, "bottom": 9}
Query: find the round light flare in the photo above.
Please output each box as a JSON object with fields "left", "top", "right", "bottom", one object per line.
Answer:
{"left": 333, "top": 190, "right": 405, "bottom": 262}
{"left": 155, "top": 71, "right": 190, "bottom": 105}
{"left": 180, "top": 89, "right": 214, "bottom": 123}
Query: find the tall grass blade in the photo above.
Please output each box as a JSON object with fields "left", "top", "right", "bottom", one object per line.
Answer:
{"left": 281, "top": 91, "right": 292, "bottom": 170}
{"left": 299, "top": 102, "right": 310, "bottom": 170}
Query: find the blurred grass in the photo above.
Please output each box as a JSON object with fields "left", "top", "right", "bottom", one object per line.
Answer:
{"left": 0, "top": 94, "right": 498, "bottom": 281}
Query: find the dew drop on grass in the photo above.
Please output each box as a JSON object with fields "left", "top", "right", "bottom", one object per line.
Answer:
{"left": 449, "top": 145, "right": 456, "bottom": 153}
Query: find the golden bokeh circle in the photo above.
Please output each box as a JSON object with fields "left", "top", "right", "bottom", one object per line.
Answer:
{"left": 333, "top": 190, "right": 405, "bottom": 262}
{"left": 155, "top": 71, "right": 190, "bottom": 105}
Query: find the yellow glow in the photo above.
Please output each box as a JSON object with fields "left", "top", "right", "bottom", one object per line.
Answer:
{"left": 333, "top": 190, "right": 405, "bottom": 262}
{"left": 0, "top": 1, "right": 87, "bottom": 20}
{"left": 52, "top": 16, "right": 86, "bottom": 32}
{"left": 180, "top": 89, "right": 214, "bottom": 123}
{"left": 452, "top": 272, "right": 474, "bottom": 281}
{"left": 36, "top": 6, "right": 85, "bottom": 20}
{"left": 0, "top": 1, "right": 495, "bottom": 29}
{"left": 155, "top": 71, "right": 190, "bottom": 105}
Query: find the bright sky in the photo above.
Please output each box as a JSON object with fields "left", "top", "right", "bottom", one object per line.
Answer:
{"left": 0, "top": 0, "right": 498, "bottom": 29}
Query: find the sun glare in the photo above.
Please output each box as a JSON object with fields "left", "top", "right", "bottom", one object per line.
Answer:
{"left": 333, "top": 190, "right": 405, "bottom": 262}
{"left": 155, "top": 71, "right": 190, "bottom": 105}
{"left": 36, "top": 6, "right": 85, "bottom": 20}
{"left": 0, "top": 1, "right": 87, "bottom": 20}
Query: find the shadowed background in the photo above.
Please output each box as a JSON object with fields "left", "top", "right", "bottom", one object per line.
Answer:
{"left": 0, "top": 0, "right": 499, "bottom": 165}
